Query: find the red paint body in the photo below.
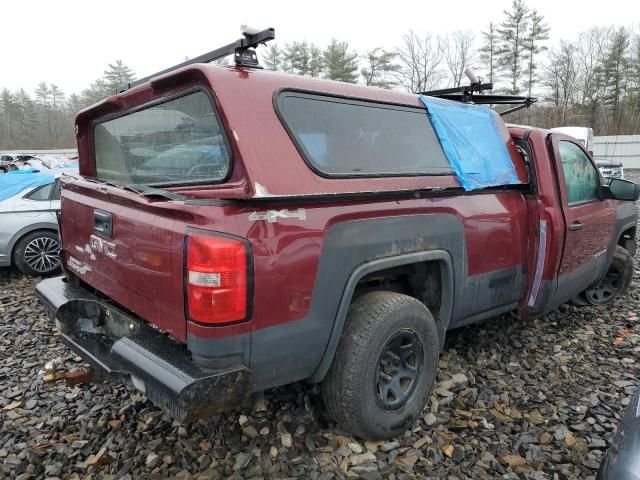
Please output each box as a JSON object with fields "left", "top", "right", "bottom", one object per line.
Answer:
{"left": 60, "top": 65, "right": 626, "bottom": 347}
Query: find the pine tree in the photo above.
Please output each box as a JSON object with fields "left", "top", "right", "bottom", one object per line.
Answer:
{"left": 601, "top": 27, "right": 630, "bottom": 126}
{"left": 479, "top": 22, "right": 498, "bottom": 86}
{"left": 103, "top": 60, "right": 136, "bottom": 93}
{"left": 263, "top": 44, "right": 283, "bottom": 71}
{"left": 497, "top": 0, "right": 529, "bottom": 94}
{"left": 16, "top": 89, "right": 39, "bottom": 146}
{"left": 308, "top": 44, "right": 324, "bottom": 77}
{"left": 322, "top": 39, "right": 359, "bottom": 83}
{"left": 0, "top": 89, "right": 17, "bottom": 148}
{"left": 361, "top": 48, "right": 399, "bottom": 88}
{"left": 523, "top": 9, "right": 550, "bottom": 97}
{"left": 81, "top": 79, "right": 110, "bottom": 106}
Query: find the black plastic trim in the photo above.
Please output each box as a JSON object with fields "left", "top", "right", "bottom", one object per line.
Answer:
{"left": 309, "top": 250, "right": 454, "bottom": 383}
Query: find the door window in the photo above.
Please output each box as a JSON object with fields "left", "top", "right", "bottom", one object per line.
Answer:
{"left": 559, "top": 141, "right": 599, "bottom": 205}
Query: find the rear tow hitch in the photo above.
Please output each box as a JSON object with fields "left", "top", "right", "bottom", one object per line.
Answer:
{"left": 43, "top": 361, "right": 92, "bottom": 387}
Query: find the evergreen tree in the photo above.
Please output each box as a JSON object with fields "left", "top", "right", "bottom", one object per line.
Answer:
{"left": 263, "top": 43, "right": 283, "bottom": 71}
{"left": 0, "top": 89, "right": 17, "bottom": 147}
{"left": 479, "top": 22, "right": 498, "bottom": 85}
{"left": 282, "top": 42, "right": 300, "bottom": 73}
{"left": 523, "top": 9, "right": 550, "bottom": 97}
{"left": 497, "top": 0, "right": 529, "bottom": 94}
{"left": 81, "top": 78, "right": 110, "bottom": 106}
{"left": 322, "top": 39, "right": 359, "bottom": 83}
{"left": 361, "top": 48, "right": 399, "bottom": 88}
{"left": 103, "top": 60, "right": 135, "bottom": 93}
{"left": 66, "top": 93, "right": 85, "bottom": 116}
{"left": 308, "top": 44, "right": 324, "bottom": 77}
{"left": 600, "top": 27, "right": 630, "bottom": 126}
{"left": 16, "top": 89, "right": 39, "bottom": 146}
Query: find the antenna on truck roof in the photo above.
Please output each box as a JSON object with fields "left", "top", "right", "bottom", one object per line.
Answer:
{"left": 419, "top": 68, "right": 537, "bottom": 116}
{"left": 118, "top": 26, "right": 275, "bottom": 93}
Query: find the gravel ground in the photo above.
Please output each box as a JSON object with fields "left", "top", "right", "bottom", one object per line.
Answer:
{"left": 2, "top": 177, "right": 640, "bottom": 480}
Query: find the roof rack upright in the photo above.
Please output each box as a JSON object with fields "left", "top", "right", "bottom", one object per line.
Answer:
{"left": 118, "top": 26, "right": 275, "bottom": 93}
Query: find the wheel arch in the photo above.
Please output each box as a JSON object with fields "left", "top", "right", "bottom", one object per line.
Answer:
{"left": 309, "top": 250, "right": 453, "bottom": 383}
{"left": 9, "top": 223, "right": 59, "bottom": 264}
{"left": 617, "top": 224, "right": 637, "bottom": 256}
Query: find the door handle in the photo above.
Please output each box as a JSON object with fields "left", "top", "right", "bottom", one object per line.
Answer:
{"left": 94, "top": 210, "right": 113, "bottom": 237}
{"left": 569, "top": 222, "right": 584, "bottom": 231}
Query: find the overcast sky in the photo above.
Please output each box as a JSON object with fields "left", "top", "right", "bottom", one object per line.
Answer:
{"left": 2, "top": 0, "right": 638, "bottom": 95}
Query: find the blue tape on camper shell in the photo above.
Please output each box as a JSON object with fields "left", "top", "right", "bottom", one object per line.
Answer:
{"left": 419, "top": 95, "right": 520, "bottom": 191}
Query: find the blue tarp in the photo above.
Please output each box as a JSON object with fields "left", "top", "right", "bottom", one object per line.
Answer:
{"left": 0, "top": 170, "right": 56, "bottom": 201}
{"left": 419, "top": 95, "right": 520, "bottom": 191}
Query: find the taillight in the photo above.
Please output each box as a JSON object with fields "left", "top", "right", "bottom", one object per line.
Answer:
{"left": 186, "top": 232, "right": 250, "bottom": 325}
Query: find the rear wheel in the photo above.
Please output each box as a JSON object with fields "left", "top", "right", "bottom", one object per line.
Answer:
{"left": 321, "top": 291, "right": 439, "bottom": 440}
{"left": 581, "top": 246, "right": 634, "bottom": 306}
{"left": 13, "top": 230, "right": 61, "bottom": 277}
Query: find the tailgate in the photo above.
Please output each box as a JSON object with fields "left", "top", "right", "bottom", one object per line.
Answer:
{"left": 60, "top": 184, "right": 189, "bottom": 342}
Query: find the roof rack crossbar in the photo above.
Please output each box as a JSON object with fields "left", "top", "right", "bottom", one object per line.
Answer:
{"left": 419, "top": 81, "right": 538, "bottom": 116}
{"left": 119, "top": 27, "right": 275, "bottom": 93}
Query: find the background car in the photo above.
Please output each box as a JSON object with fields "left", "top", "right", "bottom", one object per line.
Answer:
{"left": 0, "top": 168, "right": 76, "bottom": 276}
{"left": 596, "top": 159, "right": 625, "bottom": 180}
{"left": 597, "top": 387, "right": 640, "bottom": 479}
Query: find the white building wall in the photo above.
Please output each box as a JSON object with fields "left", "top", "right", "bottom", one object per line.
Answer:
{"left": 593, "top": 135, "right": 640, "bottom": 169}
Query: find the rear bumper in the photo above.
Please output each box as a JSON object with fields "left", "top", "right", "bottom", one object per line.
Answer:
{"left": 35, "top": 276, "right": 252, "bottom": 423}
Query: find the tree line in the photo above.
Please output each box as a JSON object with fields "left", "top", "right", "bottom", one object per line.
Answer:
{"left": 0, "top": 61, "right": 135, "bottom": 150}
{"left": 1, "top": 0, "right": 639, "bottom": 150}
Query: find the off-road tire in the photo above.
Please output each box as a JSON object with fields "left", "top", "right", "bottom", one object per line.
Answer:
{"left": 321, "top": 291, "right": 439, "bottom": 440}
{"left": 12, "top": 230, "right": 61, "bottom": 277}
{"left": 578, "top": 245, "right": 634, "bottom": 306}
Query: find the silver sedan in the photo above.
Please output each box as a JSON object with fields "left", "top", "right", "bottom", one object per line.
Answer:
{"left": 0, "top": 174, "right": 63, "bottom": 276}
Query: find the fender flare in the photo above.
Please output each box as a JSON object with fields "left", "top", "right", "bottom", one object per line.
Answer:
{"left": 308, "top": 250, "right": 454, "bottom": 383}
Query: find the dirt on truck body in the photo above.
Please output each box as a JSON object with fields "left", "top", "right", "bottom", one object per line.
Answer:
{"left": 36, "top": 29, "right": 639, "bottom": 440}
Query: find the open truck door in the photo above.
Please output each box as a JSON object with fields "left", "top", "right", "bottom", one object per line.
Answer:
{"left": 549, "top": 135, "right": 617, "bottom": 305}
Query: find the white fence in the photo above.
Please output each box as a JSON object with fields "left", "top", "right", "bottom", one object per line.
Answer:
{"left": 593, "top": 135, "right": 640, "bottom": 169}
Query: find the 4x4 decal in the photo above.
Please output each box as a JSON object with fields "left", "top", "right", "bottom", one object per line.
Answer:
{"left": 248, "top": 209, "right": 307, "bottom": 223}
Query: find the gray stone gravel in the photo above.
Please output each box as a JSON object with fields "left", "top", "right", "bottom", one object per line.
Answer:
{"left": 2, "top": 174, "right": 640, "bottom": 479}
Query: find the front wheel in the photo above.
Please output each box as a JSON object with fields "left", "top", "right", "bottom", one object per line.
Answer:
{"left": 321, "top": 291, "right": 440, "bottom": 440}
{"left": 581, "top": 246, "right": 634, "bottom": 306}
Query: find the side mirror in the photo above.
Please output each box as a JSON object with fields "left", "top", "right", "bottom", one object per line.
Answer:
{"left": 608, "top": 178, "right": 640, "bottom": 201}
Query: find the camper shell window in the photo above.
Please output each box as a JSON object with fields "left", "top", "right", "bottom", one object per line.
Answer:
{"left": 93, "top": 90, "right": 232, "bottom": 186}
{"left": 276, "top": 91, "right": 453, "bottom": 178}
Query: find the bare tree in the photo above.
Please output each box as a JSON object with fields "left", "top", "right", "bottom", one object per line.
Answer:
{"left": 443, "top": 31, "right": 475, "bottom": 87}
{"left": 576, "top": 28, "right": 611, "bottom": 105}
{"left": 395, "top": 31, "right": 445, "bottom": 93}
{"left": 544, "top": 41, "right": 578, "bottom": 125}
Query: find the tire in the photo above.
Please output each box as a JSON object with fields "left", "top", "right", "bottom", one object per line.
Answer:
{"left": 580, "top": 245, "right": 634, "bottom": 306}
{"left": 321, "top": 291, "right": 440, "bottom": 440}
{"left": 12, "top": 230, "right": 61, "bottom": 277}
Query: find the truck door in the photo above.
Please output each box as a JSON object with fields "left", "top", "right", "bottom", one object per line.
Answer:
{"left": 551, "top": 136, "right": 616, "bottom": 304}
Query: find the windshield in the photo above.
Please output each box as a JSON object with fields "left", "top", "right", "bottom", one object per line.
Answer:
{"left": 93, "top": 91, "right": 231, "bottom": 186}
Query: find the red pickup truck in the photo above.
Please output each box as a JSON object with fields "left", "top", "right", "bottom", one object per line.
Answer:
{"left": 36, "top": 33, "right": 639, "bottom": 440}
